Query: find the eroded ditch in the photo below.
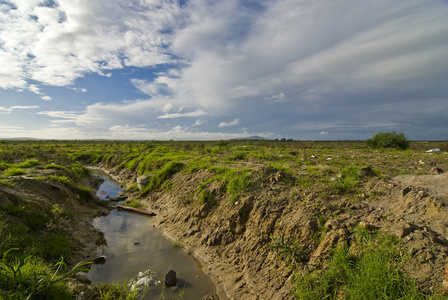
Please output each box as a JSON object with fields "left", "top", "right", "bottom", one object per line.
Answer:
{"left": 87, "top": 169, "right": 217, "bottom": 299}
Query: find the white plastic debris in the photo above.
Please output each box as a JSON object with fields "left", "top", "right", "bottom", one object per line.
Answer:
{"left": 129, "top": 269, "right": 161, "bottom": 292}
{"left": 426, "top": 148, "right": 440, "bottom": 153}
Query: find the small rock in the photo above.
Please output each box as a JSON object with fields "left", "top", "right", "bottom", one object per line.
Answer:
{"left": 358, "top": 167, "right": 376, "bottom": 177}
{"left": 165, "top": 270, "right": 177, "bottom": 286}
{"left": 76, "top": 272, "right": 91, "bottom": 284}
{"left": 430, "top": 167, "right": 444, "bottom": 174}
{"left": 92, "top": 256, "right": 106, "bottom": 264}
{"left": 402, "top": 186, "right": 412, "bottom": 196}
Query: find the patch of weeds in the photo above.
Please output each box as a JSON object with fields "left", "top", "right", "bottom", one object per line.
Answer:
{"left": 228, "top": 151, "right": 246, "bottom": 161}
{"left": 296, "top": 175, "right": 314, "bottom": 190}
{"left": 199, "top": 190, "right": 212, "bottom": 204}
{"left": 50, "top": 204, "right": 73, "bottom": 219}
{"left": 330, "top": 165, "right": 361, "bottom": 195}
{"left": 125, "top": 199, "right": 145, "bottom": 209}
{"left": 227, "top": 170, "right": 252, "bottom": 204}
{"left": 44, "top": 164, "right": 67, "bottom": 171}
{"left": 97, "top": 281, "right": 141, "bottom": 300}
{"left": 293, "top": 227, "right": 422, "bottom": 300}
{"left": 16, "top": 159, "right": 40, "bottom": 168}
{"left": 312, "top": 215, "right": 329, "bottom": 243}
{"left": 0, "top": 179, "right": 15, "bottom": 187}
{"left": 127, "top": 182, "right": 139, "bottom": 192}
{"left": 37, "top": 232, "right": 72, "bottom": 261}
{"left": 71, "top": 162, "right": 90, "bottom": 178}
{"left": 142, "top": 161, "right": 183, "bottom": 193}
{"left": 270, "top": 232, "right": 302, "bottom": 268}
{"left": 77, "top": 186, "right": 93, "bottom": 203}
{"left": 172, "top": 240, "right": 183, "bottom": 249}
{"left": 47, "top": 175, "right": 71, "bottom": 186}
{"left": 3, "top": 167, "right": 26, "bottom": 176}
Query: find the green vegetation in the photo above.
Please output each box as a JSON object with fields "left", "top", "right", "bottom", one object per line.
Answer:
{"left": 141, "top": 161, "right": 183, "bottom": 193}
{"left": 0, "top": 249, "right": 89, "bottom": 300}
{"left": 367, "top": 131, "right": 410, "bottom": 150}
{"left": 3, "top": 167, "right": 26, "bottom": 177}
{"left": 125, "top": 199, "right": 145, "bottom": 210}
{"left": 270, "top": 232, "right": 302, "bottom": 268}
{"left": 96, "top": 281, "right": 140, "bottom": 300}
{"left": 293, "top": 227, "right": 426, "bottom": 300}
{"left": 1, "top": 139, "right": 447, "bottom": 299}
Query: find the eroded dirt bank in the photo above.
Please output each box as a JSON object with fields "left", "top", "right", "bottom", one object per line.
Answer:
{"left": 104, "top": 163, "right": 448, "bottom": 300}
{"left": 0, "top": 169, "right": 108, "bottom": 267}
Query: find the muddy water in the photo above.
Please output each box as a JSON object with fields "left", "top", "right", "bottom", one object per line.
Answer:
{"left": 87, "top": 169, "right": 216, "bottom": 299}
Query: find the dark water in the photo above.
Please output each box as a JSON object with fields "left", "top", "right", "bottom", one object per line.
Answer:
{"left": 87, "top": 169, "right": 216, "bottom": 299}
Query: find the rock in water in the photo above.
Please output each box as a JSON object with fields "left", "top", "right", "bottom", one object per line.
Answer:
{"left": 92, "top": 255, "right": 106, "bottom": 264}
{"left": 165, "top": 270, "right": 177, "bottom": 286}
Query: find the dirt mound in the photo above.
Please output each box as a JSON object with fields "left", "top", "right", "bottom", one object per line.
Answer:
{"left": 0, "top": 174, "right": 106, "bottom": 266}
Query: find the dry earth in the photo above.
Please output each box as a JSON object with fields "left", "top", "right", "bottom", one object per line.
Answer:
{"left": 102, "top": 162, "right": 448, "bottom": 300}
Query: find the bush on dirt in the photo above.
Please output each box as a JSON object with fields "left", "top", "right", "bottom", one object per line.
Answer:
{"left": 366, "top": 131, "right": 410, "bottom": 150}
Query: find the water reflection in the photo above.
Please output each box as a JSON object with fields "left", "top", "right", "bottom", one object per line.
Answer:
{"left": 87, "top": 169, "right": 216, "bottom": 299}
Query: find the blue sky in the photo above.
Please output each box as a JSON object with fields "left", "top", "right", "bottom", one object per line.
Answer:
{"left": 1, "top": 0, "right": 447, "bottom": 140}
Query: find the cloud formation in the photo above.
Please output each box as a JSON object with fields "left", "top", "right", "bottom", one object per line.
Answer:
{"left": 0, "top": 0, "right": 447, "bottom": 140}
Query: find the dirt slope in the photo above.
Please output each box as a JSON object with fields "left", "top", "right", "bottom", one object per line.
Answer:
{"left": 112, "top": 168, "right": 448, "bottom": 299}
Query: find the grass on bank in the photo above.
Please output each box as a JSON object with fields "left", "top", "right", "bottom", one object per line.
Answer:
{"left": 292, "top": 227, "right": 442, "bottom": 300}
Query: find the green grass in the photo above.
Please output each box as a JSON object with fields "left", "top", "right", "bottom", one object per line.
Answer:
{"left": 125, "top": 199, "right": 145, "bottom": 210}
{"left": 141, "top": 161, "right": 184, "bottom": 193}
{"left": 97, "top": 281, "right": 141, "bottom": 300}
{"left": 47, "top": 175, "right": 71, "bottom": 186}
{"left": 293, "top": 227, "right": 424, "bottom": 300}
{"left": 3, "top": 167, "right": 26, "bottom": 177}
{"left": 227, "top": 170, "right": 252, "bottom": 204}
{"left": 0, "top": 248, "right": 89, "bottom": 300}
{"left": 330, "top": 165, "right": 362, "bottom": 195}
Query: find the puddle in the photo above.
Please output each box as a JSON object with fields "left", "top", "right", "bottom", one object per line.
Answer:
{"left": 87, "top": 169, "right": 216, "bottom": 299}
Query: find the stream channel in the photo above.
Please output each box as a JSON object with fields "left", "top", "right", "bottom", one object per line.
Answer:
{"left": 86, "top": 169, "right": 216, "bottom": 299}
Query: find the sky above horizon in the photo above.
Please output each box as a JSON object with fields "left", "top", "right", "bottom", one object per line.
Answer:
{"left": 1, "top": 0, "right": 447, "bottom": 141}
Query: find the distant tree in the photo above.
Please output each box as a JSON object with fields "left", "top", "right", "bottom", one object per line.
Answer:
{"left": 366, "top": 131, "right": 410, "bottom": 150}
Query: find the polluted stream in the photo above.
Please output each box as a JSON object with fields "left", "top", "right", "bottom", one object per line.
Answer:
{"left": 87, "top": 169, "right": 216, "bottom": 299}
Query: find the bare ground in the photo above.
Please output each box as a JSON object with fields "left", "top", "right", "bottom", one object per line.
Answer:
{"left": 112, "top": 168, "right": 448, "bottom": 299}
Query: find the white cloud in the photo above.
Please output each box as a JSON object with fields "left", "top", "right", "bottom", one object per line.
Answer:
{"left": 193, "top": 119, "right": 204, "bottom": 126}
{"left": 41, "top": 96, "right": 52, "bottom": 101}
{"left": 0, "top": 0, "right": 180, "bottom": 89}
{"left": 0, "top": 105, "right": 39, "bottom": 114}
{"left": 219, "top": 118, "right": 239, "bottom": 127}
{"left": 157, "top": 110, "right": 206, "bottom": 119}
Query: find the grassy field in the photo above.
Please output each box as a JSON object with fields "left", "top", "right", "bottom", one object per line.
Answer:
{"left": 1, "top": 139, "right": 447, "bottom": 299}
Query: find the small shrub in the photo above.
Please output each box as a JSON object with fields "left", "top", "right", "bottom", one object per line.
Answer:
{"left": 142, "top": 161, "right": 183, "bottom": 193}
{"left": 97, "top": 281, "right": 140, "bottom": 300}
{"left": 71, "top": 162, "right": 90, "bottom": 178}
{"left": 125, "top": 199, "right": 145, "bottom": 209}
{"left": 47, "top": 175, "right": 71, "bottom": 186}
{"left": 16, "top": 159, "right": 40, "bottom": 168}
{"left": 44, "top": 164, "right": 67, "bottom": 171}
{"left": 199, "top": 190, "right": 212, "bottom": 204}
{"left": 293, "top": 228, "right": 421, "bottom": 300}
{"left": 37, "top": 233, "right": 72, "bottom": 260}
{"left": 227, "top": 171, "right": 251, "bottom": 204}
{"left": 77, "top": 186, "right": 93, "bottom": 203}
{"left": 366, "top": 131, "right": 410, "bottom": 150}
{"left": 3, "top": 167, "right": 26, "bottom": 176}
{"left": 330, "top": 165, "right": 361, "bottom": 194}
{"left": 270, "top": 232, "right": 302, "bottom": 268}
